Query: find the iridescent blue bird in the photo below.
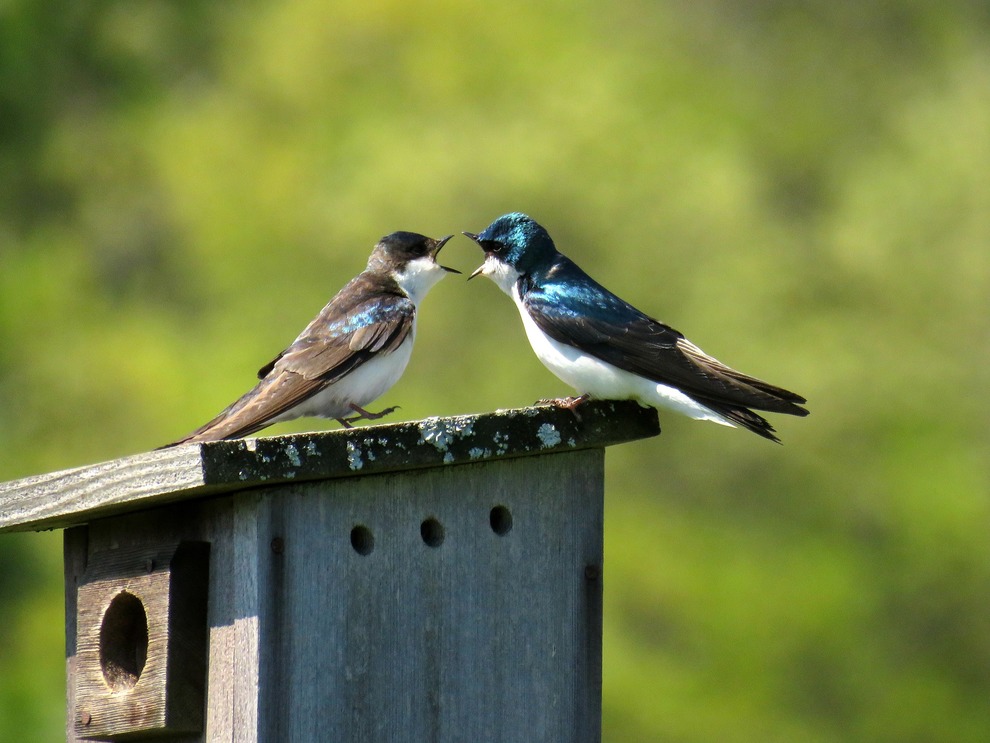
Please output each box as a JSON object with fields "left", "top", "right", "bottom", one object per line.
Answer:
{"left": 165, "top": 231, "right": 458, "bottom": 446}
{"left": 464, "top": 213, "right": 808, "bottom": 442}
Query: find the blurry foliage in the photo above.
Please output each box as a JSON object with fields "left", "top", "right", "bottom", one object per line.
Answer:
{"left": 2, "top": 1, "right": 989, "bottom": 741}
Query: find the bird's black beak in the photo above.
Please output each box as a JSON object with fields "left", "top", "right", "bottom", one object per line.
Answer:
{"left": 461, "top": 231, "right": 486, "bottom": 281}
{"left": 432, "top": 235, "right": 461, "bottom": 274}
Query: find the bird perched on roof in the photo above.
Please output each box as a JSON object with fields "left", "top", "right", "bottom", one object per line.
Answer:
{"left": 164, "top": 231, "right": 458, "bottom": 446}
{"left": 464, "top": 213, "right": 807, "bottom": 442}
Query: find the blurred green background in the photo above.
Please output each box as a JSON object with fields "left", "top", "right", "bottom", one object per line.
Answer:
{"left": 2, "top": 0, "right": 989, "bottom": 740}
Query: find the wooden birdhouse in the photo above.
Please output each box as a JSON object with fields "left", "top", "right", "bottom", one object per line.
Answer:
{"left": 0, "top": 402, "right": 659, "bottom": 742}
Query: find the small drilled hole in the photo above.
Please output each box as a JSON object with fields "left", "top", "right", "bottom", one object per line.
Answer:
{"left": 420, "top": 518, "right": 445, "bottom": 548}
{"left": 490, "top": 505, "right": 513, "bottom": 536}
{"left": 99, "top": 591, "right": 148, "bottom": 691}
{"left": 350, "top": 525, "right": 375, "bottom": 555}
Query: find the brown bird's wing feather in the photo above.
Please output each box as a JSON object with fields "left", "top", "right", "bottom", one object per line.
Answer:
{"left": 164, "top": 274, "right": 414, "bottom": 446}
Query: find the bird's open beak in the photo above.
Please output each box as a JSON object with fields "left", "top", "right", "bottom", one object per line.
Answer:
{"left": 432, "top": 235, "right": 461, "bottom": 274}
{"left": 461, "top": 231, "right": 486, "bottom": 281}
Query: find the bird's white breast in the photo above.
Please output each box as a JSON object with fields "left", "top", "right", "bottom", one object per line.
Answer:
{"left": 273, "top": 330, "right": 416, "bottom": 422}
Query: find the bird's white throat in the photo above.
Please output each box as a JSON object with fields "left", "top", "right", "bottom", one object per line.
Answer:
{"left": 395, "top": 257, "right": 449, "bottom": 305}
{"left": 478, "top": 255, "right": 521, "bottom": 296}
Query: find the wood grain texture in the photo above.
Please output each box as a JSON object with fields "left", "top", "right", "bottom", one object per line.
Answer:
{"left": 0, "top": 401, "right": 659, "bottom": 533}
{"left": 64, "top": 449, "right": 606, "bottom": 743}
{"left": 73, "top": 541, "right": 209, "bottom": 739}
{"left": 64, "top": 527, "right": 87, "bottom": 742}
{"left": 259, "top": 449, "right": 605, "bottom": 742}
{"left": 67, "top": 498, "right": 247, "bottom": 743}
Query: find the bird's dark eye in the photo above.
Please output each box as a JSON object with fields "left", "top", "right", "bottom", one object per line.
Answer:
{"left": 482, "top": 239, "right": 504, "bottom": 254}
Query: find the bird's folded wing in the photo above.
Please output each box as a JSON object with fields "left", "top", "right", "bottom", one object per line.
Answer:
{"left": 166, "top": 289, "right": 416, "bottom": 445}
{"left": 524, "top": 286, "right": 806, "bottom": 415}
{"left": 182, "top": 297, "right": 416, "bottom": 440}
{"left": 255, "top": 296, "right": 416, "bottom": 409}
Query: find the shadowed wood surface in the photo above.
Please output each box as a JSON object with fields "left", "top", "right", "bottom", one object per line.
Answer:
{"left": 0, "top": 401, "right": 659, "bottom": 533}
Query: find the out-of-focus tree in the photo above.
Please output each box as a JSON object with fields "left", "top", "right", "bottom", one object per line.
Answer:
{"left": 1, "top": 1, "right": 988, "bottom": 741}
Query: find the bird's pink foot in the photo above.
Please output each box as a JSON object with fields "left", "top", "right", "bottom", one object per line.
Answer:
{"left": 535, "top": 394, "right": 590, "bottom": 420}
{"left": 337, "top": 403, "right": 400, "bottom": 428}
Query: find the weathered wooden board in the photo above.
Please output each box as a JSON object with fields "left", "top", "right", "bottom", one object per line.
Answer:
{"left": 74, "top": 541, "right": 210, "bottom": 739}
{"left": 260, "top": 450, "right": 604, "bottom": 742}
{"left": 65, "top": 450, "right": 608, "bottom": 743}
{"left": 0, "top": 401, "right": 659, "bottom": 533}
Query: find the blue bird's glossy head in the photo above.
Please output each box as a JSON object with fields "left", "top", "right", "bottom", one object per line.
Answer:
{"left": 463, "top": 213, "right": 558, "bottom": 291}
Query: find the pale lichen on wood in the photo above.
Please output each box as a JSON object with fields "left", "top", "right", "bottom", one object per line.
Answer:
{"left": 0, "top": 401, "right": 659, "bottom": 534}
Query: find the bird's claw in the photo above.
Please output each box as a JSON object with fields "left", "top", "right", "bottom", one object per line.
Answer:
{"left": 337, "top": 403, "right": 400, "bottom": 428}
{"left": 534, "top": 394, "right": 590, "bottom": 421}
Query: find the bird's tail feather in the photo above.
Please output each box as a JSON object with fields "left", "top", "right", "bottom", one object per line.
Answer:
{"left": 728, "top": 372, "right": 808, "bottom": 415}
{"left": 697, "top": 400, "right": 784, "bottom": 443}
{"left": 158, "top": 383, "right": 280, "bottom": 448}
{"left": 673, "top": 338, "right": 808, "bottom": 417}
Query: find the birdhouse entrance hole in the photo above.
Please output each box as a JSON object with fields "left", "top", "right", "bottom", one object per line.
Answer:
{"left": 99, "top": 591, "right": 148, "bottom": 692}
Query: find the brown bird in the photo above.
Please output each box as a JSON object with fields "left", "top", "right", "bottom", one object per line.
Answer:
{"left": 165, "top": 231, "right": 458, "bottom": 446}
